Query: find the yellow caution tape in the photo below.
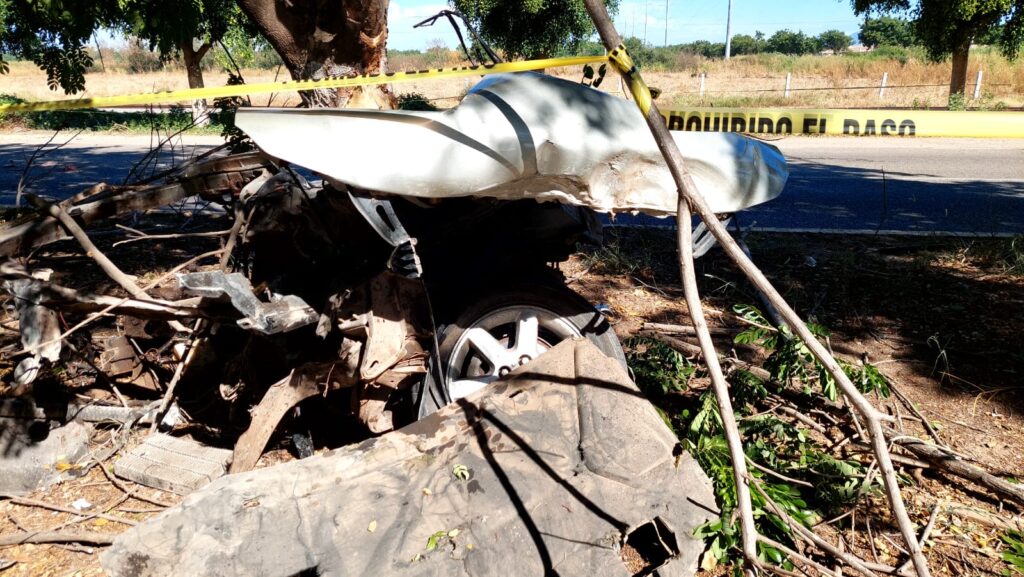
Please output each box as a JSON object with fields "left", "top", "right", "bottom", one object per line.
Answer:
{"left": 0, "top": 54, "right": 609, "bottom": 113}
{"left": 606, "top": 44, "right": 653, "bottom": 116}
{"left": 660, "top": 107, "right": 1024, "bottom": 138}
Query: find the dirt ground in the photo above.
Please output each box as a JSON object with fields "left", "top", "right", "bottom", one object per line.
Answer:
{"left": 0, "top": 223, "right": 1022, "bottom": 576}
{"left": 569, "top": 228, "right": 1024, "bottom": 575}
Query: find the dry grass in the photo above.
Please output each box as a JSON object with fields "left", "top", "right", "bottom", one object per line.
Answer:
{"left": 654, "top": 47, "right": 1024, "bottom": 109}
{"left": 3, "top": 45, "right": 1022, "bottom": 111}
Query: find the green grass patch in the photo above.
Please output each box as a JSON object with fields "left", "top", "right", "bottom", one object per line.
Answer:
{"left": 1, "top": 94, "right": 226, "bottom": 134}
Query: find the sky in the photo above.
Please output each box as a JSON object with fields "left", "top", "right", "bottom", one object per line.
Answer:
{"left": 387, "top": 0, "right": 866, "bottom": 52}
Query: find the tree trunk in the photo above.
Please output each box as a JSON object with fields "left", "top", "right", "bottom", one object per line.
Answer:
{"left": 236, "top": 0, "right": 395, "bottom": 109}
{"left": 181, "top": 41, "right": 212, "bottom": 125}
{"left": 948, "top": 44, "right": 970, "bottom": 101}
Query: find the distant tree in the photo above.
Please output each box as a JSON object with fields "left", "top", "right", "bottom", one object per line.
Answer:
{"left": 0, "top": 0, "right": 9, "bottom": 74}
{"left": 2, "top": 1, "right": 394, "bottom": 109}
{"left": 858, "top": 16, "right": 917, "bottom": 47}
{"left": 0, "top": 0, "right": 118, "bottom": 93}
{"left": 621, "top": 36, "right": 654, "bottom": 67}
{"left": 853, "top": 0, "right": 1024, "bottom": 98}
{"left": 450, "top": 0, "right": 619, "bottom": 59}
{"left": 817, "top": 29, "right": 853, "bottom": 53}
{"left": 123, "top": 0, "right": 241, "bottom": 119}
{"left": 0, "top": 0, "right": 242, "bottom": 121}
{"left": 0, "top": 0, "right": 240, "bottom": 93}
{"left": 765, "top": 29, "right": 816, "bottom": 55}
{"left": 729, "top": 33, "right": 763, "bottom": 55}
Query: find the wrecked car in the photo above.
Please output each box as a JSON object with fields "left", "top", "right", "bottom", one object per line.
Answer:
{"left": 0, "top": 71, "right": 787, "bottom": 473}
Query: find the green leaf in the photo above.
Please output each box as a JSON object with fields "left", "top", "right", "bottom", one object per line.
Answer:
{"left": 426, "top": 530, "right": 447, "bottom": 552}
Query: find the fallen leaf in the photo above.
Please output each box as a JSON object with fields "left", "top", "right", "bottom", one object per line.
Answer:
{"left": 367, "top": 520, "right": 377, "bottom": 533}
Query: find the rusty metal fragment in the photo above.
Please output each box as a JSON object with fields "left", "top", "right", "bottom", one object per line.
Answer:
{"left": 94, "top": 335, "right": 160, "bottom": 391}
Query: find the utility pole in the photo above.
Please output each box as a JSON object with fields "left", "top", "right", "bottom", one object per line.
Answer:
{"left": 644, "top": 0, "right": 649, "bottom": 44}
{"left": 664, "top": 0, "right": 670, "bottom": 46}
{"left": 724, "top": 0, "right": 733, "bottom": 59}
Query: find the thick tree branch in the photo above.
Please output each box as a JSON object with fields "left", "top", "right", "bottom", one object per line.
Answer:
{"left": 581, "top": 2, "right": 931, "bottom": 576}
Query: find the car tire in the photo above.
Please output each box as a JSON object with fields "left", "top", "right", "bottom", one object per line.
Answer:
{"left": 415, "top": 282, "right": 626, "bottom": 418}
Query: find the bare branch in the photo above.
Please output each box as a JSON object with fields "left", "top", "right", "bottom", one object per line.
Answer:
{"left": 0, "top": 530, "right": 116, "bottom": 547}
{"left": 581, "top": 3, "right": 931, "bottom": 575}
{"left": 0, "top": 493, "right": 136, "bottom": 527}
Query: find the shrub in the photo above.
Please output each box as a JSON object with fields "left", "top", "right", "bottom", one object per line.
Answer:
{"left": 123, "top": 41, "right": 163, "bottom": 73}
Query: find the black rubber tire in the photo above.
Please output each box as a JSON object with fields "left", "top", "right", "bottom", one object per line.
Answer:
{"left": 415, "top": 282, "right": 626, "bottom": 418}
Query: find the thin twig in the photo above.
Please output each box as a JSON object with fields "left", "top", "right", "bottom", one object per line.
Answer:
{"left": 0, "top": 531, "right": 116, "bottom": 547}
{"left": 889, "top": 382, "right": 946, "bottom": 449}
{"left": 96, "top": 460, "right": 172, "bottom": 509}
{"left": 151, "top": 319, "right": 202, "bottom": 432}
{"left": 112, "top": 228, "right": 230, "bottom": 247}
{"left": 0, "top": 493, "right": 136, "bottom": 527}
{"left": 752, "top": 479, "right": 887, "bottom": 577}
{"left": 746, "top": 457, "right": 815, "bottom": 488}
{"left": 15, "top": 129, "right": 83, "bottom": 207}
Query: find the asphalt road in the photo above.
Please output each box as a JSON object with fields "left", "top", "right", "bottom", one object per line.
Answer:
{"left": 1, "top": 132, "right": 1022, "bottom": 236}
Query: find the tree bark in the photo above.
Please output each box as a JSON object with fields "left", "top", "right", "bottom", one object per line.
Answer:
{"left": 181, "top": 41, "right": 212, "bottom": 125}
{"left": 948, "top": 45, "right": 970, "bottom": 99}
{"left": 236, "top": 0, "right": 395, "bottom": 109}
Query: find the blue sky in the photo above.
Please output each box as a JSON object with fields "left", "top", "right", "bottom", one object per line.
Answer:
{"left": 387, "top": 0, "right": 865, "bottom": 51}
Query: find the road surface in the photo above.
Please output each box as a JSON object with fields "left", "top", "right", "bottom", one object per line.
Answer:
{"left": 1, "top": 131, "right": 1022, "bottom": 236}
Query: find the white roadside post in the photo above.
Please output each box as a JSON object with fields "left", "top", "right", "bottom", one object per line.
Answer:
{"left": 974, "top": 69, "right": 984, "bottom": 100}
{"left": 879, "top": 72, "right": 888, "bottom": 100}
{"left": 784, "top": 72, "right": 791, "bottom": 98}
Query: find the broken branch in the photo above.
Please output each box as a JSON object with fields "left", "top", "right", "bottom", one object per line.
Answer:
{"left": 893, "top": 437, "right": 1024, "bottom": 506}
{"left": 582, "top": 4, "right": 931, "bottom": 575}
{"left": 0, "top": 493, "right": 136, "bottom": 527}
{"left": 26, "top": 194, "right": 190, "bottom": 334}
{"left": 0, "top": 531, "right": 116, "bottom": 548}
{"left": 112, "top": 227, "right": 231, "bottom": 247}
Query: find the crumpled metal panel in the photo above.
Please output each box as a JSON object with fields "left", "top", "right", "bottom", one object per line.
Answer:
{"left": 3, "top": 269, "right": 61, "bottom": 386}
{"left": 235, "top": 72, "right": 788, "bottom": 216}
{"left": 177, "top": 271, "right": 318, "bottom": 335}
{"left": 101, "top": 339, "right": 716, "bottom": 577}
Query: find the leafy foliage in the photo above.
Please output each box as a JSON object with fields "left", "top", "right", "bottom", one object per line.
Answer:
{"left": 1003, "top": 530, "right": 1024, "bottom": 574}
{"left": 0, "top": 0, "right": 116, "bottom": 92}
{"left": 626, "top": 306, "right": 892, "bottom": 570}
{"left": 818, "top": 29, "right": 854, "bottom": 53}
{"left": 765, "top": 29, "right": 818, "bottom": 55}
{"left": 729, "top": 32, "right": 766, "bottom": 55}
{"left": 859, "top": 16, "right": 919, "bottom": 47}
{"left": 625, "top": 337, "right": 694, "bottom": 396}
{"left": 450, "top": 0, "right": 619, "bottom": 59}
{"left": 214, "top": 71, "right": 254, "bottom": 152}
{"left": 733, "top": 304, "right": 891, "bottom": 401}
{"left": 852, "top": 0, "right": 1024, "bottom": 59}
{"left": 397, "top": 92, "right": 439, "bottom": 111}
{"left": 0, "top": 0, "right": 245, "bottom": 93}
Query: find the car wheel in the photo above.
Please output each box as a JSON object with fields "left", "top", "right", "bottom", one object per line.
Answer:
{"left": 416, "top": 283, "right": 626, "bottom": 418}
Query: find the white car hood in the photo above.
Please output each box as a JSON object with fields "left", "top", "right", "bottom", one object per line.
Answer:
{"left": 235, "top": 72, "right": 788, "bottom": 216}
